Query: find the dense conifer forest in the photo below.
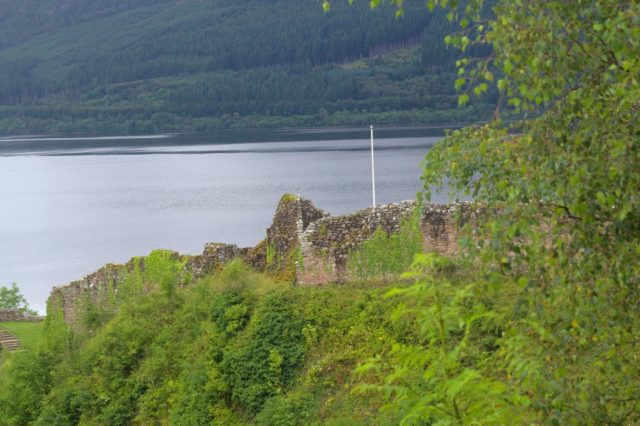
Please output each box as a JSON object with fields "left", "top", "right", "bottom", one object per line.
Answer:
{"left": 0, "top": 0, "right": 494, "bottom": 135}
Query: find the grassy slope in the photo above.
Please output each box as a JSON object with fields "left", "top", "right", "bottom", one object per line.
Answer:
{"left": 0, "top": 260, "right": 422, "bottom": 424}
{"left": 0, "top": 322, "right": 43, "bottom": 350}
{"left": 0, "top": 244, "right": 509, "bottom": 425}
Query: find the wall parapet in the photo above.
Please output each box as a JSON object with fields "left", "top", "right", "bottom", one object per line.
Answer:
{"left": 49, "top": 243, "right": 252, "bottom": 326}
{"left": 47, "top": 194, "right": 482, "bottom": 327}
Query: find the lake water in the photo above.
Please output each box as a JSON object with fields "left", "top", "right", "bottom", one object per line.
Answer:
{"left": 0, "top": 127, "right": 447, "bottom": 313}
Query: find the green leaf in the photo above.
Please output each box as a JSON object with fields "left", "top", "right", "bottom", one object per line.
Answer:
{"left": 503, "top": 59, "right": 513, "bottom": 74}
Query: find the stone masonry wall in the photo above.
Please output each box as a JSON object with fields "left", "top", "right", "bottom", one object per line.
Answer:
{"left": 49, "top": 243, "right": 249, "bottom": 326}
{"left": 297, "top": 200, "right": 417, "bottom": 285}
{"left": 186, "top": 243, "right": 246, "bottom": 278}
{"left": 265, "top": 194, "right": 327, "bottom": 277}
{"left": 421, "top": 202, "right": 483, "bottom": 256}
{"left": 48, "top": 262, "right": 127, "bottom": 326}
{"left": 48, "top": 194, "right": 481, "bottom": 327}
{"left": 297, "top": 201, "right": 482, "bottom": 284}
{"left": 0, "top": 308, "right": 43, "bottom": 322}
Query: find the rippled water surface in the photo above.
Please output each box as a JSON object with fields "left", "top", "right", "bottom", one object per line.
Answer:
{"left": 0, "top": 127, "right": 447, "bottom": 312}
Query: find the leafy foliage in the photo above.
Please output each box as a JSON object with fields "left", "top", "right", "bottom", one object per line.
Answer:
{"left": 0, "top": 283, "right": 36, "bottom": 316}
{"left": 421, "top": 1, "right": 640, "bottom": 423}
{"left": 75, "top": 249, "right": 188, "bottom": 338}
{"left": 0, "top": 302, "right": 72, "bottom": 425}
{"left": 0, "top": 261, "right": 415, "bottom": 424}
{"left": 221, "top": 292, "right": 307, "bottom": 414}
{"left": 348, "top": 210, "right": 423, "bottom": 279}
{"left": 357, "top": 254, "right": 527, "bottom": 424}
{"left": 326, "top": 0, "right": 640, "bottom": 423}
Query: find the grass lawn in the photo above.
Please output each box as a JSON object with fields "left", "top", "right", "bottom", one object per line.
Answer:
{"left": 0, "top": 321, "right": 44, "bottom": 350}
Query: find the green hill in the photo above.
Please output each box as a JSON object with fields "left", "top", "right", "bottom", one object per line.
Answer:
{"left": 0, "top": 0, "right": 495, "bottom": 135}
{"left": 0, "top": 255, "right": 501, "bottom": 425}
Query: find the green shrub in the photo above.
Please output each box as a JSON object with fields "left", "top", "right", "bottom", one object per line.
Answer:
{"left": 221, "top": 292, "right": 307, "bottom": 414}
{"left": 0, "top": 260, "right": 434, "bottom": 424}
{"left": 143, "top": 249, "right": 186, "bottom": 297}
{"left": 255, "top": 392, "right": 316, "bottom": 426}
{"left": 0, "top": 351, "right": 56, "bottom": 425}
{"left": 348, "top": 211, "right": 423, "bottom": 279}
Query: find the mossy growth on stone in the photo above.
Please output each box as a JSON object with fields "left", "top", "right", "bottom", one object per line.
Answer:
{"left": 245, "top": 239, "right": 267, "bottom": 271}
{"left": 280, "top": 193, "right": 299, "bottom": 203}
{"left": 317, "top": 223, "right": 328, "bottom": 238}
{"left": 347, "top": 210, "right": 423, "bottom": 279}
{"left": 294, "top": 245, "right": 304, "bottom": 273}
{"left": 265, "top": 241, "right": 276, "bottom": 267}
{"left": 264, "top": 240, "right": 301, "bottom": 284}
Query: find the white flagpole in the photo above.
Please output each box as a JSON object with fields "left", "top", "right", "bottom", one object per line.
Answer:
{"left": 370, "top": 124, "right": 376, "bottom": 207}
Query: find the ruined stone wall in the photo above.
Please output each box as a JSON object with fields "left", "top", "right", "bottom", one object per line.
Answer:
{"left": 185, "top": 243, "right": 245, "bottom": 277}
{"left": 48, "top": 262, "right": 128, "bottom": 325}
{"left": 49, "top": 243, "right": 249, "bottom": 327}
{"left": 421, "top": 202, "right": 483, "bottom": 256}
{"left": 296, "top": 201, "right": 482, "bottom": 285}
{"left": 0, "top": 309, "right": 43, "bottom": 322}
{"left": 48, "top": 194, "right": 482, "bottom": 327}
{"left": 265, "top": 194, "right": 327, "bottom": 278}
{"left": 297, "top": 201, "right": 417, "bottom": 285}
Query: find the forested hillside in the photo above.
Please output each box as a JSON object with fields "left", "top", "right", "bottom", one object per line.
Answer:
{"left": 0, "top": 0, "right": 494, "bottom": 134}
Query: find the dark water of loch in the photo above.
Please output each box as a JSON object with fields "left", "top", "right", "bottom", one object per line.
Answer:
{"left": 0, "top": 127, "right": 450, "bottom": 313}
